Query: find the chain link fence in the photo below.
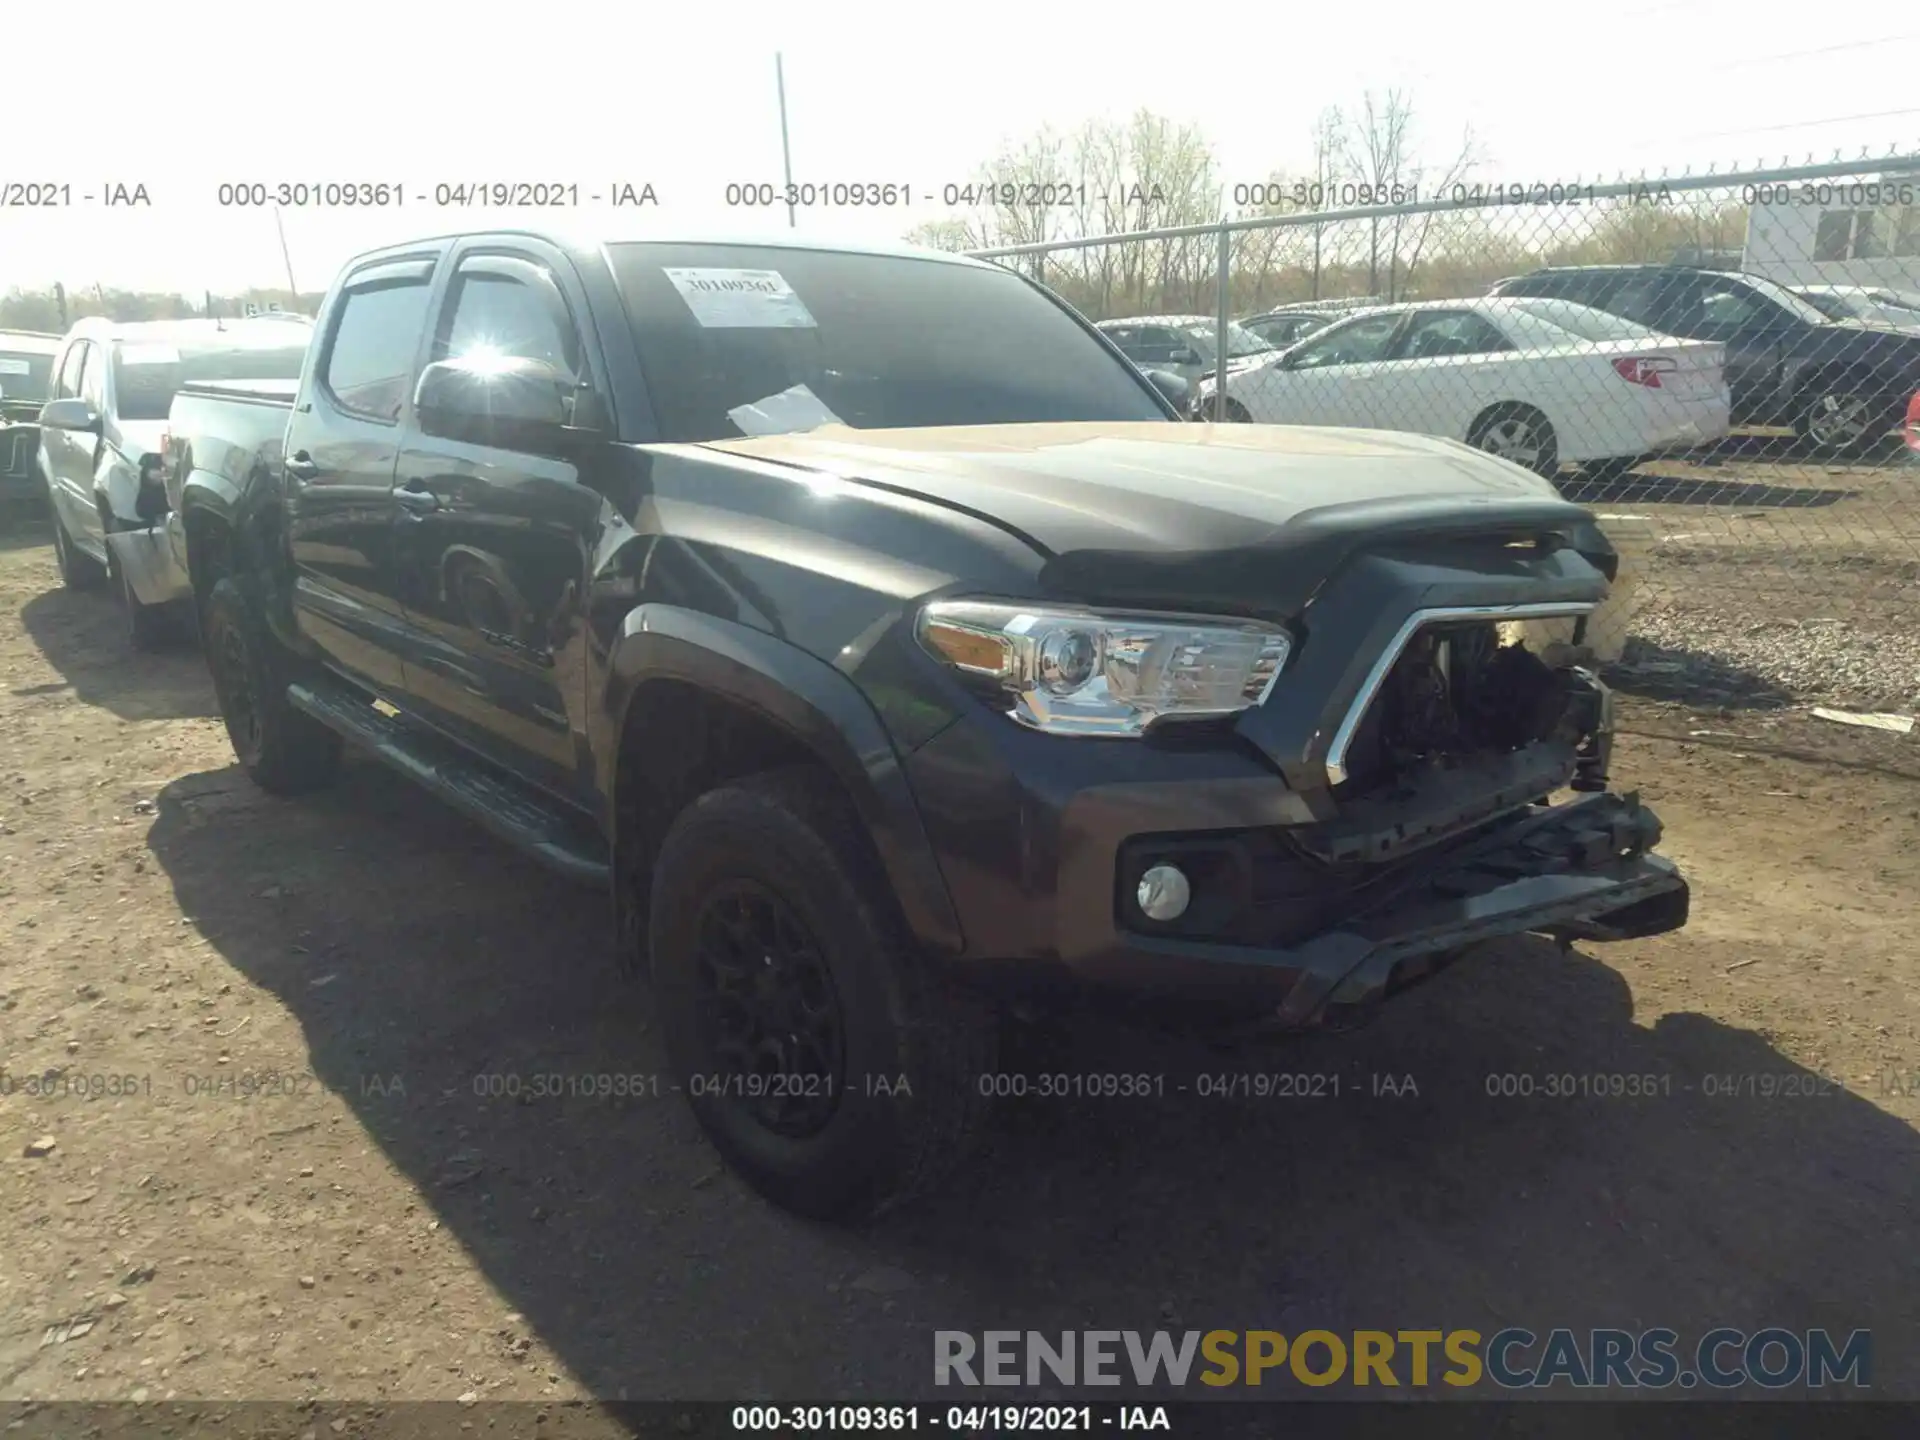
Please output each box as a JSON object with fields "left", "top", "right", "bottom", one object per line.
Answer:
{"left": 971, "top": 154, "right": 1920, "bottom": 715}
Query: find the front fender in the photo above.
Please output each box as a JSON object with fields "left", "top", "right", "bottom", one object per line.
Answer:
{"left": 93, "top": 450, "right": 144, "bottom": 528}
{"left": 604, "top": 604, "right": 965, "bottom": 958}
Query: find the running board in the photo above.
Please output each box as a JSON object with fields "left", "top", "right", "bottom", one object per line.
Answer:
{"left": 286, "top": 681, "right": 609, "bottom": 886}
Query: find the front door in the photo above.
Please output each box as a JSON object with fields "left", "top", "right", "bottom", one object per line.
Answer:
{"left": 46, "top": 341, "right": 104, "bottom": 550}
{"left": 1248, "top": 311, "right": 1406, "bottom": 426}
{"left": 389, "top": 245, "right": 608, "bottom": 803}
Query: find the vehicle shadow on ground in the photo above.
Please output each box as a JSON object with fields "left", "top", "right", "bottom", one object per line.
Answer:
{"left": 1558, "top": 471, "right": 1855, "bottom": 510}
{"left": 16, "top": 588, "right": 215, "bottom": 721}
{"left": 1704, "top": 431, "right": 1909, "bottom": 467}
{"left": 1604, "top": 641, "right": 1798, "bottom": 710}
{"left": 145, "top": 761, "right": 1920, "bottom": 1401}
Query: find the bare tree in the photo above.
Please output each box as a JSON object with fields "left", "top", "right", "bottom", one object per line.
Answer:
{"left": 903, "top": 217, "right": 981, "bottom": 253}
{"left": 1343, "top": 90, "right": 1482, "bottom": 300}
{"left": 1307, "top": 106, "right": 1348, "bottom": 300}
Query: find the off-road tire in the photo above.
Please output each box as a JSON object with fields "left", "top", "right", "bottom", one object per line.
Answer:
{"left": 51, "top": 507, "right": 105, "bottom": 590}
{"left": 650, "top": 766, "right": 997, "bottom": 1220}
{"left": 200, "top": 576, "right": 342, "bottom": 795}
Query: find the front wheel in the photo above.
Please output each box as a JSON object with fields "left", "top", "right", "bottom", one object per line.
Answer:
{"left": 650, "top": 767, "right": 996, "bottom": 1220}
{"left": 200, "top": 577, "right": 342, "bottom": 795}
{"left": 1195, "top": 397, "right": 1252, "bottom": 423}
{"left": 1469, "top": 404, "right": 1559, "bottom": 478}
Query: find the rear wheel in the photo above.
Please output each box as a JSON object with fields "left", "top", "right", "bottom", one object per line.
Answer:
{"left": 650, "top": 766, "right": 996, "bottom": 1220}
{"left": 200, "top": 576, "right": 342, "bottom": 794}
{"left": 1469, "top": 404, "right": 1559, "bottom": 478}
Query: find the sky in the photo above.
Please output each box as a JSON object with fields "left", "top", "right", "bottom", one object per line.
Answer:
{"left": 4, "top": 0, "right": 1918, "bottom": 296}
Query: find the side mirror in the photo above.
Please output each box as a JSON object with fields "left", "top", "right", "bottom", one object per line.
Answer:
{"left": 1167, "top": 346, "right": 1202, "bottom": 366}
{"left": 39, "top": 397, "right": 102, "bottom": 433}
{"left": 1144, "top": 369, "right": 1192, "bottom": 411}
{"left": 413, "top": 355, "right": 580, "bottom": 455}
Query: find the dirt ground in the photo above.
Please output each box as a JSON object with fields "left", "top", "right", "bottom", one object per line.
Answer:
{"left": 1, "top": 511, "right": 1916, "bottom": 1408}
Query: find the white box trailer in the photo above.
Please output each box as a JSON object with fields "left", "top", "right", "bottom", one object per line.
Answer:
{"left": 1742, "top": 170, "right": 1920, "bottom": 289}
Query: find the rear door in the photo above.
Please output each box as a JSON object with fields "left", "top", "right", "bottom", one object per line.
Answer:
{"left": 1367, "top": 308, "right": 1517, "bottom": 438}
{"left": 285, "top": 255, "right": 438, "bottom": 694}
{"left": 389, "top": 241, "right": 610, "bottom": 801}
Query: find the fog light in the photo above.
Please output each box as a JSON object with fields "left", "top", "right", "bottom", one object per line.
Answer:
{"left": 1136, "top": 864, "right": 1191, "bottom": 922}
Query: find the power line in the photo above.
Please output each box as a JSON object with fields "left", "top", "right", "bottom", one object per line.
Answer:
{"left": 1708, "top": 32, "right": 1920, "bottom": 72}
{"left": 1656, "top": 107, "right": 1920, "bottom": 147}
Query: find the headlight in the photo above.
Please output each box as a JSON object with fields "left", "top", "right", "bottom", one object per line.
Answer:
{"left": 917, "top": 600, "right": 1291, "bottom": 736}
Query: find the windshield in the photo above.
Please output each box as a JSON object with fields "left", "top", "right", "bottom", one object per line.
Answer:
{"left": 1505, "top": 298, "right": 1662, "bottom": 342}
{"left": 112, "top": 337, "right": 310, "bottom": 422}
{"left": 1795, "top": 289, "right": 1855, "bottom": 320}
{"left": 0, "top": 348, "right": 56, "bottom": 405}
{"left": 1733, "top": 273, "right": 1832, "bottom": 325}
{"left": 1866, "top": 288, "right": 1920, "bottom": 315}
{"left": 1186, "top": 320, "right": 1275, "bottom": 358}
{"left": 607, "top": 243, "right": 1169, "bottom": 442}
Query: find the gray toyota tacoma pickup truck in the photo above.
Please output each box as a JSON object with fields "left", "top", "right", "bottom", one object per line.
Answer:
{"left": 178, "top": 228, "right": 1690, "bottom": 1219}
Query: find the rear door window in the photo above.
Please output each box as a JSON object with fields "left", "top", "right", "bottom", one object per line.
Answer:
{"left": 323, "top": 278, "right": 435, "bottom": 422}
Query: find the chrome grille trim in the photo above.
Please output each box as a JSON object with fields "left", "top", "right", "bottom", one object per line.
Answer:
{"left": 1322, "top": 601, "right": 1598, "bottom": 788}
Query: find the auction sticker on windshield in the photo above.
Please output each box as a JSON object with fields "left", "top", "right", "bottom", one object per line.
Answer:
{"left": 664, "top": 268, "right": 817, "bottom": 329}
{"left": 118, "top": 344, "right": 181, "bottom": 365}
{"left": 0, "top": 358, "right": 30, "bottom": 376}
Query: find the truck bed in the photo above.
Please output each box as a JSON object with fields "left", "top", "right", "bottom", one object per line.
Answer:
{"left": 176, "top": 377, "right": 300, "bottom": 407}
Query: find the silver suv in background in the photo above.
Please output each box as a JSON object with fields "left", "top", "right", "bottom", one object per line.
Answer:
{"left": 1095, "top": 315, "right": 1277, "bottom": 387}
{"left": 36, "top": 316, "right": 311, "bottom": 643}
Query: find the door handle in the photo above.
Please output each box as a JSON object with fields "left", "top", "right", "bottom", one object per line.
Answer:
{"left": 285, "top": 452, "right": 320, "bottom": 481}
{"left": 395, "top": 479, "right": 440, "bottom": 513}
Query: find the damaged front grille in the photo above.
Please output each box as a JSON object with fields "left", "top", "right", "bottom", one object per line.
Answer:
{"left": 1334, "top": 617, "right": 1611, "bottom": 799}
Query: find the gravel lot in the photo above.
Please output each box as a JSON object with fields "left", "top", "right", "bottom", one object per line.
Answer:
{"left": 1, "top": 502, "right": 1916, "bottom": 1412}
{"left": 1567, "top": 435, "right": 1920, "bottom": 710}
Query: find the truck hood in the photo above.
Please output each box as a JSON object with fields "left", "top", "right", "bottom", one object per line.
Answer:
{"left": 699, "top": 422, "right": 1605, "bottom": 617}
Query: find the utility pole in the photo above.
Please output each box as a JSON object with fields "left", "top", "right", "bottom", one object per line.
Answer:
{"left": 53, "top": 282, "right": 68, "bottom": 328}
{"left": 273, "top": 206, "right": 299, "bottom": 298}
{"left": 776, "top": 53, "right": 796, "bottom": 230}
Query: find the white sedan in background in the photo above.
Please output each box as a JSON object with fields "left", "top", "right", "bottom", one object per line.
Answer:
{"left": 1199, "top": 296, "right": 1730, "bottom": 478}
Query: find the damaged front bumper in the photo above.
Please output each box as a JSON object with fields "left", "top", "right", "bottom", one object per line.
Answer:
{"left": 1083, "top": 785, "right": 1685, "bottom": 1031}
{"left": 906, "top": 710, "right": 1688, "bottom": 1031}
{"left": 104, "top": 512, "right": 192, "bottom": 608}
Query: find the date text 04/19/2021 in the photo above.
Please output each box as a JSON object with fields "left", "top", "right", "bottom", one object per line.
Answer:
{"left": 728, "top": 1404, "right": 1172, "bottom": 1432}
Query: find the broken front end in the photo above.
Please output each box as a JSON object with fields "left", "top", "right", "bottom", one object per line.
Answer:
{"left": 907, "top": 521, "right": 1691, "bottom": 1031}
